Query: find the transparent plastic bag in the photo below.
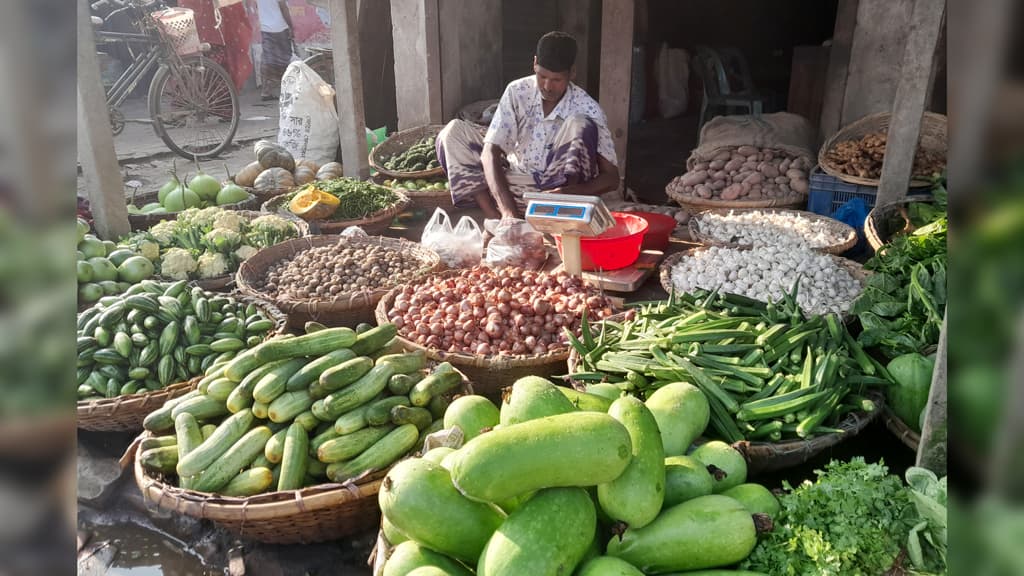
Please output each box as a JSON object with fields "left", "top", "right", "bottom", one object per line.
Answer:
{"left": 421, "top": 208, "right": 482, "bottom": 268}
{"left": 484, "top": 218, "right": 547, "bottom": 270}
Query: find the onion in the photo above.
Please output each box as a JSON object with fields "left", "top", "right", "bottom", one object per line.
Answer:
{"left": 476, "top": 343, "right": 491, "bottom": 355}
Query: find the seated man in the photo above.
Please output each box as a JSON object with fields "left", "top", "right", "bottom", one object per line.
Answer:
{"left": 437, "top": 31, "right": 620, "bottom": 219}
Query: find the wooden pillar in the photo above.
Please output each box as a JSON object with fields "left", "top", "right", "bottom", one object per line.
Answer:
{"left": 875, "top": 0, "right": 946, "bottom": 207}
{"left": 390, "top": 0, "right": 443, "bottom": 130}
{"left": 916, "top": 311, "right": 947, "bottom": 475}
{"left": 77, "top": 0, "right": 129, "bottom": 239}
{"left": 331, "top": 0, "right": 370, "bottom": 179}
{"left": 818, "top": 0, "right": 859, "bottom": 144}
{"left": 598, "top": 0, "right": 634, "bottom": 187}
{"left": 557, "top": 0, "right": 591, "bottom": 93}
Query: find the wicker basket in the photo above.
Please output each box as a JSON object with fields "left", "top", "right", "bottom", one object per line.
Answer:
{"left": 77, "top": 294, "right": 287, "bottom": 432}
{"left": 262, "top": 191, "right": 409, "bottom": 236}
{"left": 688, "top": 208, "right": 858, "bottom": 255}
{"left": 457, "top": 99, "right": 500, "bottom": 125}
{"left": 658, "top": 248, "right": 871, "bottom": 315}
{"left": 126, "top": 190, "right": 263, "bottom": 232}
{"left": 371, "top": 173, "right": 454, "bottom": 213}
{"left": 374, "top": 272, "right": 584, "bottom": 400}
{"left": 882, "top": 405, "right": 921, "bottom": 452}
{"left": 369, "top": 125, "right": 446, "bottom": 179}
{"left": 78, "top": 379, "right": 198, "bottom": 432}
{"left": 864, "top": 195, "right": 937, "bottom": 253}
{"left": 666, "top": 186, "right": 807, "bottom": 213}
{"left": 818, "top": 112, "right": 947, "bottom": 187}
{"left": 131, "top": 370, "right": 474, "bottom": 544}
{"left": 236, "top": 235, "right": 442, "bottom": 330}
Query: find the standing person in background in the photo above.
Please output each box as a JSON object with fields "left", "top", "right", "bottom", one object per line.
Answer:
{"left": 255, "top": 0, "right": 294, "bottom": 100}
{"left": 176, "top": 0, "right": 254, "bottom": 90}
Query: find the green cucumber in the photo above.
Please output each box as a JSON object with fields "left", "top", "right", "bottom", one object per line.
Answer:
{"left": 498, "top": 376, "right": 577, "bottom": 426}
{"left": 382, "top": 541, "right": 475, "bottom": 576}
{"left": 334, "top": 402, "right": 374, "bottom": 435}
{"left": 268, "top": 390, "right": 315, "bottom": 423}
{"left": 205, "top": 378, "right": 238, "bottom": 402}
{"left": 690, "top": 441, "right": 747, "bottom": 493}
{"left": 223, "top": 348, "right": 262, "bottom": 382}
{"left": 409, "top": 370, "right": 462, "bottom": 407}
{"left": 427, "top": 394, "right": 450, "bottom": 420}
{"left": 317, "top": 425, "right": 395, "bottom": 463}
{"left": 264, "top": 427, "right": 288, "bottom": 464}
{"left": 200, "top": 424, "right": 217, "bottom": 440}
{"left": 443, "top": 395, "right": 499, "bottom": 442}
{"left": 388, "top": 372, "right": 423, "bottom": 395}
{"left": 277, "top": 423, "right": 309, "bottom": 491}
{"left": 309, "top": 426, "right": 341, "bottom": 459}
{"left": 557, "top": 386, "right": 614, "bottom": 412}
{"left": 605, "top": 495, "right": 760, "bottom": 573}
{"left": 313, "top": 363, "right": 394, "bottom": 421}
{"left": 192, "top": 426, "right": 273, "bottom": 493}
{"left": 174, "top": 413, "right": 204, "bottom": 489}
{"left": 306, "top": 455, "right": 328, "bottom": 479}
{"left": 251, "top": 400, "right": 270, "bottom": 419}
{"left": 225, "top": 358, "right": 289, "bottom": 413}
{"left": 378, "top": 458, "right": 505, "bottom": 564}
{"left": 285, "top": 348, "right": 357, "bottom": 392}
{"left": 350, "top": 324, "right": 398, "bottom": 356}
{"left": 221, "top": 467, "right": 274, "bottom": 497}
{"left": 477, "top": 487, "right": 596, "bottom": 576}
{"left": 719, "top": 483, "right": 780, "bottom": 517}
{"left": 169, "top": 394, "right": 229, "bottom": 422}
{"left": 663, "top": 455, "right": 714, "bottom": 507}
{"left": 311, "top": 356, "right": 375, "bottom": 399}
{"left": 597, "top": 396, "right": 665, "bottom": 529}
{"left": 176, "top": 410, "right": 254, "bottom": 478}
{"left": 139, "top": 446, "right": 179, "bottom": 474}
{"left": 366, "top": 396, "right": 411, "bottom": 426}
{"left": 449, "top": 412, "right": 631, "bottom": 503}
{"left": 139, "top": 435, "right": 177, "bottom": 451}
{"left": 326, "top": 423, "right": 419, "bottom": 482}
{"left": 253, "top": 327, "right": 357, "bottom": 363}
{"left": 253, "top": 358, "right": 306, "bottom": 404}
{"left": 645, "top": 382, "right": 710, "bottom": 456}
{"left": 294, "top": 410, "right": 320, "bottom": 432}
{"left": 375, "top": 351, "right": 426, "bottom": 374}
{"left": 391, "top": 406, "right": 433, "bottom": 430}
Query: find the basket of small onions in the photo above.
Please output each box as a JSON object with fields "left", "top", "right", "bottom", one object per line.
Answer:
{"left": 375, "top": 267, "right": 619, "bottom": 399}
{"left": 237, "top": 235, "right": 442, "bottom": 329}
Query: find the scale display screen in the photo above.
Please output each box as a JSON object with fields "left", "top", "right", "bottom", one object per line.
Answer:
{"left": 529, "top": 204, "right": 588, "bottom": 219}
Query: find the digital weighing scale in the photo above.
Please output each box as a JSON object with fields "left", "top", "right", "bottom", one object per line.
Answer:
{"left": 524, "top": 192, "right": 663, "bottom": 291}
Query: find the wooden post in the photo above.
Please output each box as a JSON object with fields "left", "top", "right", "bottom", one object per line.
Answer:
{"left": 390, "top": 0, "right": 442, "bottom": 130}
{"left": 916, "top": 311, "right": 947, "bottom": 475}
{"left": 331, "top": 0, "right": 370, "bottom": 179}
{"left": 557, "top": 0, "right": 591, "bottom": 93}
{"left": 77, "top": 0, "right": 129, "bottom": 240}
{"left": 874, "top": 0, "right": 946, "bottom": 208}
{"left": 598, "top": 0, "right": 634, "bottom": 188}
{"left": 818, "top": 0, "right": 859, "bottom": 144}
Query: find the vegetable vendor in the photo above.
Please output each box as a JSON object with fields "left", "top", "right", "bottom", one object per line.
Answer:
{"left": 436, "top": 31, "right": 620, "bottom": 219}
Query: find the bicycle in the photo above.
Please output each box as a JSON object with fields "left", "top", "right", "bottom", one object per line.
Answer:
{"left": 92, "top": 0, "right": 239, "bottom": 159}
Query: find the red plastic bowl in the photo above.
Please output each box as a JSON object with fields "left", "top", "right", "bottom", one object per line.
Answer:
{"left": 631, "top": 211, "right": 677, "bottom": 251}
{"left": 555, "top": 212, "right": 649, "bottom": 271}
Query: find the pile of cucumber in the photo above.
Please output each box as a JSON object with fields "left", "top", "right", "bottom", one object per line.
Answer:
{"left": 138, "top": 322, "right": 466, "bottom": 496}
{"left": 77, "top": 281, "right": 275, "bottom": 400}
{"left": 379, "top": 375, "right": 779, "bottom": 575}
{"left": 568, "top": 289, "right": 891, "bottom": 443}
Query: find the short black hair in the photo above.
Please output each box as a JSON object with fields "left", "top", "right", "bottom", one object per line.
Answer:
{"left": 536, "top": 31, "right": 577, "bottom": 73}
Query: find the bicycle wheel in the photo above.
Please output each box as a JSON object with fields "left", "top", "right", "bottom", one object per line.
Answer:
{"left": 148, "top": 57, "right": 239, "bottom": 159}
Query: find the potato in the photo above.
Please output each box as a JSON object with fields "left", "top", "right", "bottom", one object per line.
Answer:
{"left": 721, "top": 184, "right": 742, "bottom": 201}
{"left": 737, "top": 145, "right": 758, "bottom": 156}
{"left": 744, "top": 172, "right": 763, "bottom": 185}
{"left": 779, "top": 158, "right": 791, "bottom": 173}
{"left": 681, "top": 170, "right": 710, "bottom": 187}
{"left": 759, "top": 163, "right": 780, "bottom": 178}
{"left": 709, "top": 159, "right": 726, "bottom": 171}
{"left": 791, "top": 178, "right": 809, "bottom": 194}
{"left": 786, "top": 168, "right": 806, "bottom": 180}
{"left": 712, "top": 150, "right": 733, "bottom": 162}
{"left": 711, "top": 179, "right": 727, "bottom": 191}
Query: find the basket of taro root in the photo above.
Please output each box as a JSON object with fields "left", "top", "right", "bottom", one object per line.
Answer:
{"left": 236, "top": 235, "right": 442, "bottom": 329}
{"left": 375, "top": 267, "right": 618, "bottom": 399}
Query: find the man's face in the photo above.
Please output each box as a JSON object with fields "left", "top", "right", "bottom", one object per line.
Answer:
{"left": 533, "top": 59, "right": 573, "bottom": 103}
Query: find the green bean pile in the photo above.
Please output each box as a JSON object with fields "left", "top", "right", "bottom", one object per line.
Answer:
{"left": 315, "top": 178, "right": 400, "bottom": 220}
{"left": 567, "top": 287, "right": 892, "bottom": 442}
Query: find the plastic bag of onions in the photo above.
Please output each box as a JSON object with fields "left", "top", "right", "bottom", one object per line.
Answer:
{"left": 483, "top": 218, "right": 547, "bottom": 270}
{"left": 386, "top": 267, "right": 616, "bottom": 356}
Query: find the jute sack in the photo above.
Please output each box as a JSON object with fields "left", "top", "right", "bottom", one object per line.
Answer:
{"left": 686, "top": 112, "right": 816, "bottom": 170}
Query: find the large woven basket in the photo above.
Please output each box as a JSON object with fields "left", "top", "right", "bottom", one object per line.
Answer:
{"left": 132, "top": 369, "right": 474, "bottom": 544}
{"left": 374, "top": 272, "right": 584, "bottom": 400}
{"left": 369, "top": 124, "right": 445, "bottom": 179}
{"left": 659, "top": 248, "right": 870, "bottom": 316}
{"left": 77, "top": 294, "right": 287, "bottom": 432}
{"left": 882, "top": 405, "right": 921, "bottom": 452}
{"left": 78, "top": 379, "right": 198, "bottom": 432}
{"left": 236, "top": 235, "right": 442, "bottom": 330}
{"left": 864, "top": 195, "right": 938, "bottom": 254}
{"left": 371, "top": 173, "right": 454, "bottom": 213}
{"left": 262, "top": 191, "right": 409, "bottom": 236}
{"left": 126, "top": 190, "right": 263, "bottom": 232}
{"left": 688, "top": 208, "right": 858, "bottom": 255}
{"left": 819, "top": 112, "right": 947, "bottom": 187}
{"left": 666, "top": 185, "right": 807, "bottom": 213}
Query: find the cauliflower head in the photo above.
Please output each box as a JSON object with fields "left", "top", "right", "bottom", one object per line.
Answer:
{"left": 197, "top": 252, "right": 230, "bottom": 279}
{"left": 204, "top": 227, "right": 242, "bottom": 251}
{"left": 160, "top": 248, "right": 198, "bottom": 280}
{"left": 137, "top": 239, "right": 160, "bottom": 261}
{"left": 179, "top": 206, "right": 222, "bottom": 229}
{"left": 149, "top": 220, "right": 179, "bottom": 244}
{"left": 251, "top": 214, "right": 295, "bottom": 235}
{"left": 234, "top": 245, "right": 259, "bottom": 261}
{"left": 213, "top": 210, "right": 246, "bottom": 232}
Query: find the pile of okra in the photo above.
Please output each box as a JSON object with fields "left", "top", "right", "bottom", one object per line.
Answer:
{"left": 566, "top": 288, "right": 893, "bottom": 442}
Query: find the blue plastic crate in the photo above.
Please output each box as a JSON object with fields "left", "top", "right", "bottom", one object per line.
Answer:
{"left": 807, "top": 166, "right": 878, "bottom": 216}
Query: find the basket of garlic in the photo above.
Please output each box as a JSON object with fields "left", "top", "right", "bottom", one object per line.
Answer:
{"left": 688, "top": 208, "right": 858, "bottom": 254}
{"left": 659, "top": 245, "right": 868, "bottom": 317}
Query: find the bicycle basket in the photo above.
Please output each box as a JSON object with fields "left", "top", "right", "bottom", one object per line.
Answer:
{"left": 151, "top": 8, "right": 200, "bottom": 56}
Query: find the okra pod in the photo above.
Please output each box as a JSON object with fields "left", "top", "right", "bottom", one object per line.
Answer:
{"left": 676, "top": 356, "right": 739, "bottom": 413}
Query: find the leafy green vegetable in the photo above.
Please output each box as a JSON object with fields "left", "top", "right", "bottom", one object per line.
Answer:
{"left": 312, "top": 178, "right": 400, "bottom": 220}
{"left": 887, "top": 353, "right": 935, "bottom": 432}
{"left": 904, "top": 467, "right": 947, "bottom": 573}
{"left": 741, "top": 458, "right": 916, "bottom": 575}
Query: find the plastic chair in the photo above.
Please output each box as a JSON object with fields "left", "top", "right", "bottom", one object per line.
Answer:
{"left": 693, "top": 46, "right": 766, "bottom": 129}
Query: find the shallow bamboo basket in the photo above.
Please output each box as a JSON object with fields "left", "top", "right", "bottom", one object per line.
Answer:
{"left": 666, "top": 186, "right": 807, "bottom": 213}
{"left": 819, "top": 112, "right": 947, "bottom": 187}
{"left": 262, "top": 190, "right": 409, "bottom": 236}
{"left": 688, "top": 208, "right": 858, "bottom": 255}
{"left": 864, "top": 195, "right": 939, "bottom": 254}
{"left": 236, "top": 235, "right": 441, "bottom": 330}
{"left": 126, "top": 190, "right": 262, "bottom": 232}
{"left": 369, "top": 124, "right": 445, "bottom": 179}
{"left": 371, "top": 173, "right": 454, "bottom": 213}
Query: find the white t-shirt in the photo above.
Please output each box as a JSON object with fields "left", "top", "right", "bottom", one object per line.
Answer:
{"left": 257, "top": 0, "right": 290, "bottom": 33}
